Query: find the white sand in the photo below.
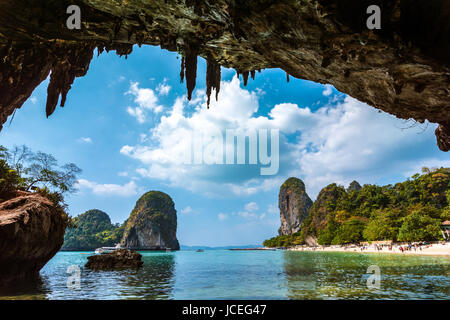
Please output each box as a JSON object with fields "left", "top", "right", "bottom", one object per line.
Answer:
{"left": 288, "top": 242, "right": 450, "bottom": 257}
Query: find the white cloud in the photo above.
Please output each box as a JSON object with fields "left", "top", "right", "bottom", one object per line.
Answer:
{"left": 76, "top": 179, "right": 140, "bottom": 197}
{"left": 118, "top": 171, "right": 129, "bottom": 177}
{"left": 236, "top": 211, "right": 258, "bottom": 219}
{"left": 156, "top": 81, "right": 171, "bottom": 96}
{"left": 244, "top": 202, "right": 259, "bottom": 212}
{"left": 30, "top": 97, "right": 38, "bottom": 104}
{"left": 322, "top": 84, "right": 333, "bottom": 96}
{"left": 181, "top": 206, "right": 193, "bottom": 215}
{"left": 78, "top": 137, "right": 92, "bottom": 144}
{"left": 127, "top": 106, "right": 146, "bottom": 123}
{"left": 120, "top": 76, "right": 442, "bottom": 199}
{"left": 126, "top": 82, "right": 163, "bottom": 122}
{"left": 218, "top": 213, "right": 228, "bottom": 221}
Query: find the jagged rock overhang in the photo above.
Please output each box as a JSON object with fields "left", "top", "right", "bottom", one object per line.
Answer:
{"left": 0, "top": 0, "right": 449, "bottom": 150}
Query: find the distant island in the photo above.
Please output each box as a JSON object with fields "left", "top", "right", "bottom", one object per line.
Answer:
{"left": 62, "top": 209, "right": 125, "bottom": 251}
{"left": 264, "top": 167, "right": 450, "bottom": 248}
{"left": 63, "top": 191, "right": 180, "bottom": 251}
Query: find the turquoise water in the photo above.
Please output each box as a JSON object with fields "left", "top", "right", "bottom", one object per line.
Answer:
{"left": 1, "top": 250, "right": 449, "bottom": 300}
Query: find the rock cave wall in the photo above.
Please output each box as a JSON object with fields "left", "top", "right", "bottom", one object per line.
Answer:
{"left": 0, "top": 0, "right": 448, "bottom": 150}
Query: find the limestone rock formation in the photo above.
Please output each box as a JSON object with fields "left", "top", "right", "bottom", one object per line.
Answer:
{"left": 347, "top": 180, "right": 362, "bottom": 192}
{"left": 303, "top": 183, "right": 347, "bottom": 237}
{"left": 0, "top": 192, "right": 67, "bottom": 286}
{"left": 121, "top": 191, "right": 180, "bottom": 250}
{"left": 278, "top": 178, "right": 313, "bottom": 235}
{"left": 0, "top": 0, "right": 448, "bottom": 150}
{"left": 85, "top": 249, "right": 143, "bottom": 270}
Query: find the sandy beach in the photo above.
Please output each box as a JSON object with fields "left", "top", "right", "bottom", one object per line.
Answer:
{"left": 288, "top": 242, "right": 450, "bottom": 257}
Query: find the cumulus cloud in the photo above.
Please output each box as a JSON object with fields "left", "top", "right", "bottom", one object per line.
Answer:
{"left": 126, "top": 81, "right": 165, "bottom": 122}
{"left": 322, "top": 84, "right": 333, "bottom": 96}
{"left": 76, "top": 179, "right": 140, "bottom": 197}
{"left": 120, "top": 76, "right": 441, "bottom": 199}
{"left": 218, "top": 213, "right": 228, "bottom": 221}
{"left": 244, "top": 202, "right": 259, "bottom": 212}
{"left": 156, "top": 80, "right": 171, "bottom": 96}
{"left": 181, "top": 206, "right": 193, "bottom": 215}
{"left": 78, "top": 137, "right": 92, "bottom": 144}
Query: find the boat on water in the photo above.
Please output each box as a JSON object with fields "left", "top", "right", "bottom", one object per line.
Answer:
{"left": 94, "top": 243, "right": 121, "bottom": 254}
{"left": 196, "top": 249, "right": 204, "bottom": 252}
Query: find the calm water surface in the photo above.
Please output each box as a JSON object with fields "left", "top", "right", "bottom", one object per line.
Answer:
{"left": 0, "top": 250, "right": 449, "bottom": 300}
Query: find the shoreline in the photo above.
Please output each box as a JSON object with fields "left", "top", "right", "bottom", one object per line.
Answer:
{"left": 287, "top": 242, "right": 450, "bottom": 257}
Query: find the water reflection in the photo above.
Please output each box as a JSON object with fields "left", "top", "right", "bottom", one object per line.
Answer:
{"left": 0, "top": 251, "right": 448, "bottom": 300}
{"left": 283, "top": 251, "right": 450, "bottom": 299}
{"left": 0, "top": 252, "right": 176, "bottom": 300}
{"left": 74, "top": 252, "right": 176, "bottom": 300}
{"left": 0, "top": 275, "right": 50, "bottom": 300}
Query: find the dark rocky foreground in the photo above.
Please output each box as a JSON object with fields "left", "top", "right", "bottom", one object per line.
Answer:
{"left": 85, "top": 249, "right": 143, "bottom": 270}
{"left": 0, "top": 192, "right": 66, "bottom": 286}
{"left": 0, "top": 0, "right": 448, "bottom": 150}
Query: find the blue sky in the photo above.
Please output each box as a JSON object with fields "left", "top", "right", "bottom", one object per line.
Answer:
{"left": 1, "top": 45, "right": 448, "bottom": 246}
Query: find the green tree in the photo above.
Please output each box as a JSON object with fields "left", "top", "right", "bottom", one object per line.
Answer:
{"left": 363, "top": 211, "right": 397, "bottom": 241}
{"left": 331, "top": 218, "right": 366, "bottom": 244}
{"left": 397, "top": 211, "right": 442, "bottom": 242}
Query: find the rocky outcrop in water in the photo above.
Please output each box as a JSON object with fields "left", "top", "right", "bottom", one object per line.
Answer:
{"left": 0, "top": 192, "right": 67, "bottom": 286}
{"left": 0, "top": 0, "right": 448, "bottom": 150}
{"left": 85, "top": 249, "right": 143, "bottom": 270}
{"left": 121, "top": 191, "right": 180, "bottom": 250}
{"left": 278, "top": 178, "right": 313, "bottom": 235}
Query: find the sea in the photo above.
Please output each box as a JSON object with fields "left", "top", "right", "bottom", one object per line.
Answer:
{"left": 0, "top": 250, "right": 449, "bottom": 300}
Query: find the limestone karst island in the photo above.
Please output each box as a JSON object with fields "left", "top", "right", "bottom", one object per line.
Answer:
{"left": 0, "top": 0, "right": 449, "bottom": 303}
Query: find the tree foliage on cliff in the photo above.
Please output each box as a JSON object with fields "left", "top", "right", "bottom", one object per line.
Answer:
{"left": 0, "top": 145, "right": 82, "bottom": 230}
{"left": 264, "top": 168, "right": 450, "bottom": 247}
{"left": 0, "top": 145, "right": 81, "bottom": 207}
{"left": 63, "top": 209, "right": 125, "bottom": 249}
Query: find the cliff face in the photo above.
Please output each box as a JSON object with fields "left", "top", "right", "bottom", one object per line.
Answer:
{"left": 347, "top": 180, "right": 362, "bottom": 192}
{"left": 278, "top": 178, "right": 313, "bottom": 235}
{"left": 121, "top": 191, "right": 180, "bottom": 250}
{"left": 0, "top": 192, "right": 67, "bottom": 286}
{"left": 0, "top": 0, "right": 448, "bottom": 150}
{"left": 304, "top": 183, "right": 346, "bottom": 236}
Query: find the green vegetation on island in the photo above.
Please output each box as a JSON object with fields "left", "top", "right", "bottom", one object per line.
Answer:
{"left": 264, "top": 168, "right": 450, "bottom": 247}
{"left": 121, "top": 191, "right": 180, "bottom": 250}
{"left": 63, "top": 209, "right": 125, "bottom": 250}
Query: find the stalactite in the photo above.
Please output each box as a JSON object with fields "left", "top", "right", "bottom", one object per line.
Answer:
{"left": 206, "top": 59, "right": 221, "bottom": 108}
{"left": 286, "top": 72, "right": 290, "bottom": 82}
{"left": 45, "top": 44, "right": 95, "bottom": 117}
{"left": 180, "top": 56, "right": 185, "bottom": 83}
{"left": 184, "top": 43, "right": 198, "bottom": 100}
{"left": 242, "top": 71, "right": 249, "bottom": 86}
{"left": 251, "top": 70, "right": 255, "bottom": 80}
{"left": 0, "top": 44, "right": 52, "bottom": 129}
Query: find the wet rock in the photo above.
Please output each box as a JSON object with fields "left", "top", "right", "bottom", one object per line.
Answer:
{"left": 0, "top": 192, "right": 67, "bottom": 286}
{"left": 85, "top": 249, "right": 143, "bottom": 270}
